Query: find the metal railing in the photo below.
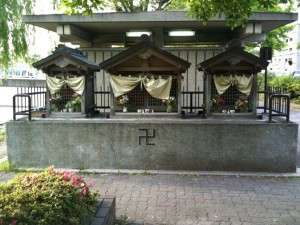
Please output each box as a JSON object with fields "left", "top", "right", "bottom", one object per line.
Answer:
{"left": 268, "top": 94, "right": 290, "bottom": 122}
{"left": 13, "top": 94, "right": 32, "bottom": 121}
{"left": 182, "top": 91, "right": 204, "bottom": 114}
{"left": 94, "top": 91, "right": 110, "bottom": 112}
{"left": 13, "top": 87, "right": 46, "bottom": 121}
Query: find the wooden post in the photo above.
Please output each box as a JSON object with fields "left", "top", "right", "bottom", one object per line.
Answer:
{"left": 177, "top": 74, "right": 182, "bottom": 115}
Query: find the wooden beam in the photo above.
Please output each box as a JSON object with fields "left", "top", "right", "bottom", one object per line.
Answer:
{"left": 112, "top": 67, "right": 177, "bottom": 72}
{"left": 209, "top": 66, "right": 259, "bottom": 70}
{"left": 57, "top": 24, "right": 92, "bottom": 47}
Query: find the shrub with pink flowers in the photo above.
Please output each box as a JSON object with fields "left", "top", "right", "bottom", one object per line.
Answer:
{"left": 0, "top": 167, "right": 98, "bottom": 225}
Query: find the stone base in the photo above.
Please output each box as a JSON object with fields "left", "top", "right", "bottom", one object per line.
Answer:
{"left": 6, "top": 118, "right": 298, "bottom": 173}
{"left": 91, "top": 196, "right": 116, "bottom": 225}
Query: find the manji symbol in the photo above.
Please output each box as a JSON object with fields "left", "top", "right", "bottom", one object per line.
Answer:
{"left": 139, "top": 129, "right": 156, "bottom": 146}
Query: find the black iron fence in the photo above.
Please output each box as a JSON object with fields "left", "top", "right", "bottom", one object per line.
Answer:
{"left": 13, "top": 87, "right": 46, "bottom": 120}
{"left": 11, "top": 85, "right": 290, "bottom": 121}
{"left": 181, "top": 91, "right": 204, "bottom": 113}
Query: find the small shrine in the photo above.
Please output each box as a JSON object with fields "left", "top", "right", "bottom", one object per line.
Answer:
{"left": 197, "top": 45, "right": 269, "bottom": 116}
{"left": 32, "top": 45, "right": 100, "bottom": 115}
{"left": 99, "top": 36, "right": 191, "bottom": 115}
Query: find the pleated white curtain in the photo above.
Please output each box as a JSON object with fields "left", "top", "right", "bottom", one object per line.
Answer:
{"left": 109, "top": 75, "right": 173, "bottom": 100}
{"left": 213, "top": 75, "right": 253, "bottom": 95}
{"left": 46, "top": 75, "right": 86, "bottom": 95}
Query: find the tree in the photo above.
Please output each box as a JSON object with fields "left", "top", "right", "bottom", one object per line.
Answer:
{"left": 0, "top": 0, "right": 33, "bottom": 69}
{"left": 187, "top": 0, "right": 296, "bottom": 29}
{"left": 1, "top": 0, "right": 298, "bottom": 69}
{"left": 59, "top": 0, "right": 173, "bottom": 14}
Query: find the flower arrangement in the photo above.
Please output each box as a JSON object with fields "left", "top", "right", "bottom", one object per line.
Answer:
{"left": 210, "top": 94, "right": 224, "bottom": 106}
{"left": 116, "top": 94, "right": 131, "bottom": 107}
{"left": 162, "top": 96, "right": 177, "bottom": 108}
{"left": 50, "top": 93, "right": 63, "bottom": 112}
{"left": 0, "top": 167, "right": 97, "bottom": 225}
{"left": 235, "top": 95, "right": 251, "bottom": 112}
{"left": 210, "top": 94, "right": 224, "bottom": 112}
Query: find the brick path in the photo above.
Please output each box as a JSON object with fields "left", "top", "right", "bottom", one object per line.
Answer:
{"left": 1, "top": 172, "right": 300, "bottom": 225}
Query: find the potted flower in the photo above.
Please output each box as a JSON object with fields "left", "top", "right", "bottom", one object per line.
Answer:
{"left": 210, "top": 94, "right": 224, "bottom": 112}
{"left": 116, "top": 94, "right": 131, "bottom": 112}
{"left": 50, "top": 94, "right": 62, "bottom": 112}
{"left": 163, "top": 96, "right": 177, "bottom": 113}
{"left": 235, "top": 95, "right": 251, "bottom": 112}
{"left": 65, "top": 96, "right": 81, "bottom": 112}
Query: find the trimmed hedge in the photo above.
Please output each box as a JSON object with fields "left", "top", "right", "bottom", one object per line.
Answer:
{"left": 0, "top": 167, "right": 98, "bottom": 225}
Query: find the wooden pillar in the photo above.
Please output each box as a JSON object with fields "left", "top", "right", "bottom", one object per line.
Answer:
{"left": 110, "top": 83, "right": 115, "bottom": 116}
{"left": 252, "top": 74, "right": 258, "bottom": 115}
{"left": 205, "top": 73, "right": 211, "bottom": 115}
{"left": 177, "top": 74, "right": 182, "bottom": 115}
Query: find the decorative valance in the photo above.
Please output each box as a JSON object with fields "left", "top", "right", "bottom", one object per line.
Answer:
{"left": 46, "top": 74, "right": 85, "bottom": 95}
{"left": 110, "top": 75, "right": 172, "bottom": 100}
{"left": 213, "top": 75, "right": 253, "bottom": 95}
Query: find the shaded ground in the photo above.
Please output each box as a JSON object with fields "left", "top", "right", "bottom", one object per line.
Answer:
{"left": 1, "top": 172, "right": 300, "bottom": 225}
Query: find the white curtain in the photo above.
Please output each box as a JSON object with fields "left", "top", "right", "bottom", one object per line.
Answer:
{"left": 110, "top": 75, "right": 142, "bottom": 97}
{"left": 213, "top": 75, "right": 253, "bottom": 95}
{"left": 46, "top": 75, "right": 86, "bottom": 95}
{"left": 110, "top": 75, "right": 173, "bottom": 100}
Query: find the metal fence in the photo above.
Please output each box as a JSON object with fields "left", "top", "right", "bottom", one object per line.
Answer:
{"left": 13, "top": 87, "right": 46, "bottom": 120}
{"left": 12, "top": 85, "right": 290, "bottom": 120}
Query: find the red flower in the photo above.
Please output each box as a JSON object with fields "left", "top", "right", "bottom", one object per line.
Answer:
{"left": 218, "top": 98, "right": 224, "bottom": 104}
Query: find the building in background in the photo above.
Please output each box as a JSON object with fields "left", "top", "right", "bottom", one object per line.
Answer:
{"left": 268, "top": 16, "right": 300, "bottom": 76}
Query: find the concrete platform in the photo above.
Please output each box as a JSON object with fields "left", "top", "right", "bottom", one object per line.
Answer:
{"left": 6, "top": 116, "right": 298, "bottom": 173}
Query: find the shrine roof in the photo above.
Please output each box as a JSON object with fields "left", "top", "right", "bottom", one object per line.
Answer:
{"left": 99, "top": 38, "right": 191, "bottom": 75}
{"left": 197, "top": 45, "right": 269, "bottom": 74}
{"left": 32, "top": 45, "right": 100, "bottom": 73}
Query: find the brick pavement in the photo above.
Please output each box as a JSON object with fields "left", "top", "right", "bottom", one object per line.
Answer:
{"left": 1, "top": 172, "right": 300, "bottom": 225}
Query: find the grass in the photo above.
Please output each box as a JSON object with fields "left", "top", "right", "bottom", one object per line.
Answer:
{"left": 0, "top": 130, "right": 5, "bottom": 142}
{"left": 0, "top": 160, "right": 14, "bottom": 172}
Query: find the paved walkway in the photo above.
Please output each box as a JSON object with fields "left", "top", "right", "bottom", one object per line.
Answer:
{"left": 1, "top": 172, "right": 300, "bottom": 225}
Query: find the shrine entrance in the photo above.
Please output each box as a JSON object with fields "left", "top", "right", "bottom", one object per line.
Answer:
{"left": 198, "top": 45, "right": 269, "bottom": 116}
{"left": 99, "top": 36, "right": 190, "bottom": 115}
{"left": 32, "top": 45, "right": 100, "bottom": 116}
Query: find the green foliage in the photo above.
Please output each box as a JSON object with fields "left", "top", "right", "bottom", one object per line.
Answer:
{"left": 65, "top": 96, "right": 82, "bottom": 109}
{"left": 262, "top": 25, "right": 294, "bottom": 52}
{"left": 116, "top": 215, "right": 134, "bottom": 225}
{"left": 59, "top": 0, "right": 176, "bottom": 14}
{"left": 59, "top": 0, "right": 105, "bottom": 15}
{"left": 0, "top": 130, "right": 5, "bottom": 142}
{"left": 186, "top": 0, "right": 296, "bottom": 29}
{"left": 257, "top": 72, "right": 277, "bottom": 91}
{"left": 0, "top": 0, "right": 34, "bottom": 69}
{"left": 269, "top": 75, "right": 300, "bottom": 98}
{"left": 0, "top": 161, "right": 14, "bottom": 172}
{"left": 0, "top": 167, "right": 98, "bottom": 225}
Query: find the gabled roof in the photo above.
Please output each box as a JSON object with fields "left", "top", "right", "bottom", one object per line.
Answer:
{"left": 197, "top": 46, "right": 269, "bottom": 74}
{"left": 99, "top": 39, "right": 191, "bottom": 75}
{"left": 32, "top": 45, "right": 100, "bottom": 74}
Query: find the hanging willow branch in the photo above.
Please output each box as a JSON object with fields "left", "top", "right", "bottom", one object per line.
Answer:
{"left": 0, "top": 0, "right": 33, "bottom": 69}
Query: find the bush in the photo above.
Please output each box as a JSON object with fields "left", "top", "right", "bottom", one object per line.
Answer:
{"left": 0, "top": 167, "right": 98, "bottom": 225}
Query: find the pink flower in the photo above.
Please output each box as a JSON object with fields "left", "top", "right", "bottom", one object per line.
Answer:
{"left": 32, "top": 173, "right": 38, "bottom": 179}
{"left": 10, "top": 220, "right": 17, "bottom": 225}
{"left": 81, "top": 187, "right": 87, "bottom": 196}
{"left": 88, "top": 182, "right": 93, "bottom": 188}
{"left": 72, "top": 177, "right": 77, "bottom": 186}
{"left": 63, "top": 171, "right": 70, "bottom": 180}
